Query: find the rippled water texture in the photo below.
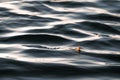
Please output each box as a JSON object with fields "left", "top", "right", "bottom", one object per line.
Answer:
{"left": 0, "top": 0, "right": 120, "bottom": 80}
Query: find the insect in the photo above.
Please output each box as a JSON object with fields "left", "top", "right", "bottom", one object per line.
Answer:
{"left": 75, "top": 46, "right": 81, "bottom": 53}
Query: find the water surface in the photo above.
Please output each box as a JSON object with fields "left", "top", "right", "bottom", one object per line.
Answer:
{"left": 0, "top": 0, "right": 120, "bottom": 80}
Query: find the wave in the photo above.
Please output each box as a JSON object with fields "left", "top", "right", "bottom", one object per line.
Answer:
{"left": 0, "top": 0, "right": 120, "bottom": 80}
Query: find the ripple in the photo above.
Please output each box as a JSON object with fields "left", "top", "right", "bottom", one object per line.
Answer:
{"left": 21, "top": 48, "right": 75, "bottom": 57}
{"left": 44, "top": 1, "right": 100, "bottom": 8}
{"left": 0, "top": 34, "right": 73, "bottom": 45}
{"left": 82, "top": 51, "right": 120, "bottom": 62}
{"left": 81, "top": 39, "right": 120, "bottom": 51}
{"left": 0, "top": 58, "right": 120, "bottom": 77}
{"left": 77, "top": 21, "right": 120, "bottom": 34}
{"left": 0, "top": 7, "right": 10, "bottom": 11}
{"left": 86, "top": 13, "right": 120, "bottom": 22}
{"left": 0, "top": 0, "right": 120, "bottom": 79}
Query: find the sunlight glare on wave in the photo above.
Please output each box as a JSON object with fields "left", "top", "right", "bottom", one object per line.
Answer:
{"left": 50, "top": 0, "right": 98, "bottom": 2}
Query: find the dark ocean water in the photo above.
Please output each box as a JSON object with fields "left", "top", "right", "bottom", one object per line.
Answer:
{"left": 0, "top": 0, "right": 120, "bottom": 80}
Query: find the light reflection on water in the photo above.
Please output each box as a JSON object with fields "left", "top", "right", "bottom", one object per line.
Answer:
{"left": 0, "top": 0, "right": 120, "bottom": 80}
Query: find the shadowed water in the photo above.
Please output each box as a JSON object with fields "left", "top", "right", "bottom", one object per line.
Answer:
{"left": 0, "top": 0, "right": 120, "bottom": 80}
